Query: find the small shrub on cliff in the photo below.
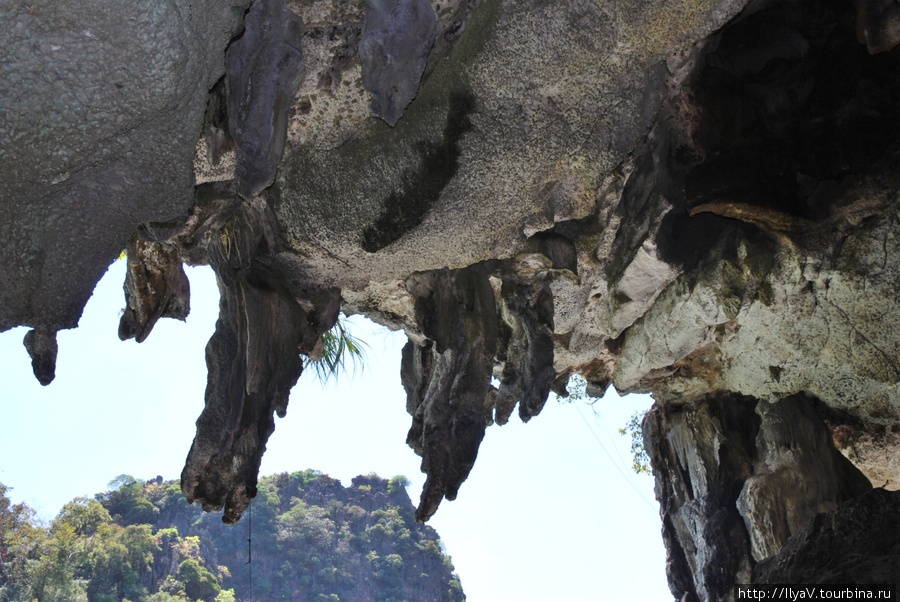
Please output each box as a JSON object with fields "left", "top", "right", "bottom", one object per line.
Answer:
{"left": 618, "top": 412, "right": 651, "bottom": 475}
{"left": 561, "top": 374, "right": 651, "bottom": 475}
{"left": 306, "top": 315, "right": 368, "bottom": 382}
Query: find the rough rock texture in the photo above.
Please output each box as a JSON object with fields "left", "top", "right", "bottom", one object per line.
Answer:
{"left": 118, "top": 239, "right": 190, "bottom": 344}
{"left": 754, "top": 488, "right": 900, "bottom": 584}
{"left": 156, "top": 185, "right": 342, "bottom": 523}
{"left": 832, "top": 422, "right": 900, "bottom": 491}
{"left": 401, "top": 265, "right": 498, "bottom": 521}
{"left": 186, "top": 219, "right": 333, "bottom": 522}
{"left": 359, "top": 0, "right": 436, "bottom": 126}
{"left": 4, "top": 0, "right": 900, "bottom": 595}
{"left": 737, "top": 397, "right": 874, "bottom": 562}
{"left": 644, "top": 395, "right": 759, "bottom": 601}
{"left": 0, "top": 0, "right": 250, "bottom": 336}
{"left": 855, "top": 0, "right": 900, "bottom": 54}
{"left": 227, "top": 0, "right": 307, "bottom": 199}
{"left": 272, "top": 0, "right": 745, "bottom": 288}
{"left": 645, "top": 394, "right": 873, "bottom": 601}
{"left": 22, "top": 328, "right": 58, "bottom": 387}
{"left": 398, "top": 258, "right": 558, "bottom": 519}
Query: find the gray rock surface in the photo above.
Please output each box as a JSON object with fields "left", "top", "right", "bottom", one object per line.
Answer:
{"left": 400, "top": 259, "right": 558, "bottom": 520}
{"left": 737, "top": 398, "right": 873, "bottom": 562}
{"left": 174, "top": 192, "right": 342, "bottom": 524}
{"left": 643, "top": 394, "right": 759, "bottom": 602}
{"left": 402, "top": 265, "right": 498, "bottom": 521}
{"left": 832, "top": 422, "right": 900, "bottom": 491}
{"left": 0, "top": 0, "right": 249, "bottom": 338}
{"left": 227, "top": 0, "right": 307, "bottom": 199}
{"left": 3, "top": 0, "right": 900, "bottom": 595}
{"left": 754, "top": 488, "right": 900, "bottom": 585}
{"left": 359, "top": 0, "right": 436, "bottom": 126}
{"left": 22, "top": 328, "right": 58, "bottom": 387}
{"left": 118, "top": 238, "right": 190, "bottom": 344}
{"left": 645, "top": 394, "right": 873, "bottom": 601}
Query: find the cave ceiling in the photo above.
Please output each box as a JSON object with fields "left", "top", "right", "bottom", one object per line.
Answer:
{"left": 2, "top": 0, "right": 900, "bottom": 595}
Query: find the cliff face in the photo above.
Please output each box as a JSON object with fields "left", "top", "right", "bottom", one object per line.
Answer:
{"left": 3, "top": 0, "right": 900, "bottom": 598}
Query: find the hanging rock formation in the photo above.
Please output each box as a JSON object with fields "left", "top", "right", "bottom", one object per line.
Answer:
{"left": 3, "top": 0, "right": 900, "bottom": 596}
{"left": 401, "top": 265, "right": 498, "bottom": 522}
{"left": 400, "top": 259, "right": 557, "bottom": 520}
{"left": 118, "top": 238, "right": 191, "bottom": 344}
{"left": 126, "top": 182, "right": 342, "bottom": 523}
{"left": 359, "top": 0, "right": 437, "bottom": 126}
{"left": 22, "top": 328, "right": 58, "bottom": 387}
{"left": 226, "top": 0, "right": 307, "bottom": 199}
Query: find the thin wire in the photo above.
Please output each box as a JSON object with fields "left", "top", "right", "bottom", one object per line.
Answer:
{"left": 571, "top": 402, "right": 657, "bottom": 511}
{"left": 592, "top": 405, "right": 633, "bottom": 472}
{"left": 246, "top": 497, "right": 253, "bottom": 601}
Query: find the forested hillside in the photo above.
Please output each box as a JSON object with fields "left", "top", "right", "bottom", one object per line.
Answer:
{"left": 0, "top": 472, "right": 465, "bottom": 601}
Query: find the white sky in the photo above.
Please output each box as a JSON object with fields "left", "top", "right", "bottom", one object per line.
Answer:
{"left": 0, "top": 261, "right": 671, "bottom": 601}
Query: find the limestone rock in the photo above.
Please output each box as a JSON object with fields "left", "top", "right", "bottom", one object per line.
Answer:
{"left": 736, "top": 398, "right": 872, "bottom": 563}
{"left": 118, "top": 239, "right": 190, "bottom": 344}
{"left": 492, "top": 258, "right": 556, "bottom": 424}
{"left": 644, "top": 394, "right": 759, "bottom": 602}
{"left": 402, "top": 265, "right": 497, "bottom": 522}
{"left": 359, "top": 0, "right": 436, "bottom": 126}
{"left": 753, "top": 488, "right": 900, "bottom": 584}
{"left": 0, "top": 0, "right": 250, "bottom": 342}
{"left": 4, "top": 0, "right": 900, "bottom": 591}
{"left": 855, "top": 0, "right": 900, "bottom": 54}
{"left": 177, "top": 195, "right": 342, "bottom": 524}
{"left": 645, "top": 394, "right": 872, "bottom": 602}
{"left": 226, "top": 0, "right": 306, "bottom": 199}
{"left": 182, "top": 268, "right": 338, "bottom": 524}
{"left": 400, "top": 259, "right": 558, "bottom": 520}
{"left": 833, "top": 422, "right": 900, "bottom": 491}
{"left": 23, "top": 328, "right": 58, "bottom": 387}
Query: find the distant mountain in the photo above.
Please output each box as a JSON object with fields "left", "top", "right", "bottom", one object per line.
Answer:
{"left": 0, "top": 472, "right": 465, "bottom": 601}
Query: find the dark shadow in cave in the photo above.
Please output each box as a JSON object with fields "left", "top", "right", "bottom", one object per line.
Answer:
{"left": 684, "top": 0, "right": 900, "bottom": 219}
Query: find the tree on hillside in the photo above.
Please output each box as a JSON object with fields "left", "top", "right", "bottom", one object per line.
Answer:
{"left": 1, "top": 471, "right": 465, "bottom": 601}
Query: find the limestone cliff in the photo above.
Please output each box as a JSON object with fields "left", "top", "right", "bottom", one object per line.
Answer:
{"left": 2, "top": 0, "right": 899, "bottom": 598}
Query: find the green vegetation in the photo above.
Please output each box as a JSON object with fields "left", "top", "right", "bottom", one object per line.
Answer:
{"left": 617, "top": 412, "right": 652, "bottom": 475}
{"left": 0, "top": 474, "right": 464, "bottom": 602}
{"left": 558, "top": 373, "right": 592, "bottom": 404}
{"left": 560, "top": 374, "right": 651, "bottom": 475}
{"left": 306, "top": 315, "right": 369, "bottom": 383}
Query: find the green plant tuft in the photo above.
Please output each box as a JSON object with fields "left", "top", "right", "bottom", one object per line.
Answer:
{"left": 305, "top": 315, "right": 369, "bottom": 383}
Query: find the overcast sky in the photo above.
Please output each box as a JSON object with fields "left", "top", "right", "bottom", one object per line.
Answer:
{"left": 0, "top": 260, "right": 671, "bottom": 601}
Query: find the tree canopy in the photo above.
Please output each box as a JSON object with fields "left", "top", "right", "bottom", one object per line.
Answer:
{"left": 0, "top": 473, "right": 464, "bottom": 602}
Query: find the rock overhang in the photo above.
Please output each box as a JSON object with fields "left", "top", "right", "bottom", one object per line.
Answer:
{"left": 3, "top": 0, "right": 900, "bottom": 591}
